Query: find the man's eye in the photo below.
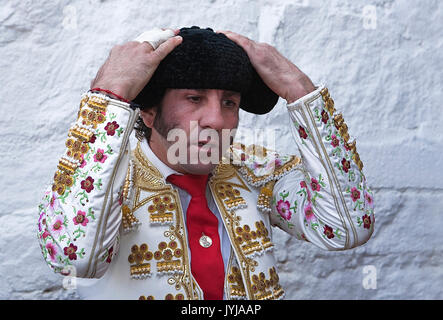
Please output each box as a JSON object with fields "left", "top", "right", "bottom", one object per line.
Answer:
{"left": 224, "top": 100, "right": 237, "bottom": 108}
{"left": 188, "top": 96, "right": 201, "bottom": 103}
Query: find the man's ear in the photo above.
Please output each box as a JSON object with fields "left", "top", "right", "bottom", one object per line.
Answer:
{"left": 139, "top": 107, "right": 157, "bottom": 128}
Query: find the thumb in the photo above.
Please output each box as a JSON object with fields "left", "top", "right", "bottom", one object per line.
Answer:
{"left": 152, "top": 36, "right": 183, "bottom": 62}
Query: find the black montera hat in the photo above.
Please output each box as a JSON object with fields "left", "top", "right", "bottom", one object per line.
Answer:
{"left": 134, "top": 26, "right": 279, "bottom": 114}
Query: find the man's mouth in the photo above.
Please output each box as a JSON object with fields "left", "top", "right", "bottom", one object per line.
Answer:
{"left": 197, "top": 140, "right": 217, "bottom": 147}
{"left": 198, "top": 140, "right": 209, "bottom": 147}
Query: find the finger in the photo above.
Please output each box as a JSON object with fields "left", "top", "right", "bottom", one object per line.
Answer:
{"left": 138, "top": 40, "right": 155, "bottom": 51}
{"left": 134, "top": 28, "right": 175, "bottom": 49}
{"left": 218, "top": 30, "right": 253, "bottom": 50}
{"left": 161, "top": 27, "right": 181, "bottom": 36}
{"left": 152, "top": 35, "right": 183, "bottom": 61}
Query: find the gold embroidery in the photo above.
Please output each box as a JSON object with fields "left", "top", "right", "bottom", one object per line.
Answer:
{"left": 274, "top": 156, "right": 301, "bottom": 178}
{"left": 229, "top": 143, "right": 301, "bottom": 213}
{"left": 65, "top": 137, "right": 89, "bottom": 162}
{"left": 211, "top": 164, "right": 249, "bottom": 212}
{"left": 333, "top": 112, "right": 363, "bottom": 171}
{"left": 230, "top": 143, "right": 301, "bottom": 188}
{"left": 128, "top": 243, "right": 153, "bottom": 279}
{"left": 214, "top": 182, "right": 246, "bottom": 211}
{"left": 52, "top": 156, "right": 81, "bottom": 195}
{"left": 128, "top": 142, "right": 207, "bottom": 299}
{"left": 320, "top": 87, "right": 335, "bottom": 115}
{"left": 227, "top": 266, "right": 247, "bottom": 298}
{"left": 245, "top": 144, "right": 267, "bottom": 158}
{"left": 122, "top": 205, "right": 140, "bottom": 233}
{"left": 52, "top": 169, "right": 74, "bottom": 195}
{"left": 132, "top": 142, "right": 167, "bottom": 192}
{"left": 257, "top": 180, "right": 275, "bottom": 213}
{"left": 165, "top": 293, "right": 185, "bottom": 300}
{"left": 148, "top": 195, "right": 176, "bottom": 225}
{"left": 234, "top": 221, "right": 274, "bottom": 257}
{"left": 52, "top": 94, "right": 109, "bottom": 195}
{"left": 70, "top": 124, "right": 94, "bottom": 142}
{"left": 121, "top": 163, "right": 132, "bottom": 201}
{"left": 79, "top": 95, "right": 108, "bottom": 128}
{"left": 121, "top": 164, "right": 140, "bottom": 233}
{"left": 251, "top": 267, "right": 284, "bottom": 300}
{"left": 212, "top": 161, "right": 240, "bottom": 181}
{"left": 79, "top": 95, "right": 89, "bottom": 111}
{"left": 154, "top": 240, "right": 184, "bottom": 275}
{"left": 210, "top": 164, "right": 280, "bottom": 299}
{"left": 138, "top": 293, "right": 184, "bottom": 300}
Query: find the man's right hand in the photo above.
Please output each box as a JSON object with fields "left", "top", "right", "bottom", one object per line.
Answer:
{"left": 91, "top": 28, "right": 183, "bottom": 101}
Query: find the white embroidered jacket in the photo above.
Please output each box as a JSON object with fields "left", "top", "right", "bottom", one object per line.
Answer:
{"left": 37, "top": 85, "right": 375, "bottom": 300}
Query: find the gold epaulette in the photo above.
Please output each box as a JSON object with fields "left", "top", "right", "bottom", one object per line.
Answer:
{"left": 322, "top": 88, "right": 363, "bottom": 171}
{"left": 228, "top": 143, "right": 301, "bottom": 213}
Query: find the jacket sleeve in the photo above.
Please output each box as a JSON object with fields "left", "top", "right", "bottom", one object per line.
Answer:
{"left": 269, "top": 85, "right": 375, "bottom": 250}
{"left": 37, "top": 92, "right": 139, "bottom": 278}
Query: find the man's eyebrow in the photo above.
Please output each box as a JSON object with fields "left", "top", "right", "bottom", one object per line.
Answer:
{"left": 223, "top": 90, "right": 241, "bottom": 97}
{"left": 185, "top": 89, "right": 240, "bottom": 97}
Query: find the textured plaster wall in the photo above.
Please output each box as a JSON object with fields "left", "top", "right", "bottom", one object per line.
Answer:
{"left": 0, "top": 0, "right": 442, "bottom": 299}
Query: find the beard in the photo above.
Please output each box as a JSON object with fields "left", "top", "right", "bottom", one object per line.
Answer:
{"left": 152, "top": 107, "right": 177, "bottom": 140}
{"left": 151, "top": 110, "right": 238, "bottom": 174}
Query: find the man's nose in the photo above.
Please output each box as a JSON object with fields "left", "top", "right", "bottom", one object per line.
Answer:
{"left": 199, "top": 97, "right": 225, "bottom": 131}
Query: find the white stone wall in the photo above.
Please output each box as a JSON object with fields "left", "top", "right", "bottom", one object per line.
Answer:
{"left": 0, "top": 0, "right": 441, "bottom": 299}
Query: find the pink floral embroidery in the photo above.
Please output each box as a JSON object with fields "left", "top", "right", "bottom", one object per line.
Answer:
{"left": 365, "top": 192, "right": 374, "bottom": 208}
{"left": 80, "top": 154, "right": 87, "bottom": 168}
{"left": 300, "top": 180, "right": 312, "bottom": 201}
{"left": 362, "top": 214, "right": 372, "bottom": 229}
{"left": 323, "top": 225, "right": 334, "bottom": 239}
{"left": 41, "top": 230, "right": 50, "bottom": 239}
{"left": 350, "top": 187, "right": 361, "bottom": 202}
{"left": 341, "top": 158, "right": 351, "bottom": 173}
{"left": 50, "top": 215, "right": 65, "bottom": 236}
{"left": 106, "top": 247, "right": 114, "bottom": 263}
{"left": 276, "top": 200, "right": 292, "bottom": 220}
{"left": 64, "top": 243, "right": 78, "bottom": 260}
{"left": 298, "top": 126, "right": 308, "bottom": 139}
{"left": 48, "top": 193, "right": 60, "bottom": 212}
{"left": 89, "top": 134, "right": 96, "bottom": 144}
{"left": 73, "top": 210, "right": 89, "bottom": 226}
{"left": 104, "top": 121, "right": 119, "bottom": 136}
{"left": 93, "top": 148, "right": 108, "bottom": 163}
{"left": 38, "top": 212, "right": 46, "bottom": 233}
{"left": 310, "top": 178, "right": 321, "bottom": 192}
{"left": 304, "top": 203, "right": 315, "bottom": 221}
{"left": 81, "top": 176, "right": 94, "bottom": 193}
{"left": 331, "top": 134, "right": 339, "bottom": 148}
{"left": 321, "top": 109, "right": 329, "bottom": 124}
{"left": 45, "top": 242, "right": 57, "bottom": 262}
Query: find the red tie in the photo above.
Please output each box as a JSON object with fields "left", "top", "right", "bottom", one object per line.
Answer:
{"left": 166, "top": 173, "right": 225, "bottom": 300}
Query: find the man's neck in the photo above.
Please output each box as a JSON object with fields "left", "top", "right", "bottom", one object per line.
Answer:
{"left": 147, "top": 131, "right": 188, "bottom": 174}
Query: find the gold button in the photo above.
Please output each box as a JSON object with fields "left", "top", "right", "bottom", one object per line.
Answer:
{"left": 199, "top": 233, "right": 212, "bottom": 248}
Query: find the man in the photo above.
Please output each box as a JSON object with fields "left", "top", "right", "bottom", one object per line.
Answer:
{"left": 37, "top": 26, "right": 375, "bottom": 300}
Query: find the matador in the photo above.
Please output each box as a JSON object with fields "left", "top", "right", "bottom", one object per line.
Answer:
{"left": 37, "top": 26, "right": 375, "bottom": 300}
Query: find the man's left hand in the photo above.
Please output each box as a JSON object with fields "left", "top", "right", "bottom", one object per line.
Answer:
{"left": 217, "top": 30, "right": 315, "bottom": 104}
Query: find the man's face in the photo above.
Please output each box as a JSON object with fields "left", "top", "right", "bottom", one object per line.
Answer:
{"left": 140, "top": 88, "right": 241, "bottom": 175}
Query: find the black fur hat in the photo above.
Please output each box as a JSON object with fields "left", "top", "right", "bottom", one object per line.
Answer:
{"left": 134, "top": 26, "right": 279, "bottom": 114}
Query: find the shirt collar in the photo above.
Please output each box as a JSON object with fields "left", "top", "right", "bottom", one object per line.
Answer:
{"left": 140, "top": 140, "right": 183, "bottom": 179}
